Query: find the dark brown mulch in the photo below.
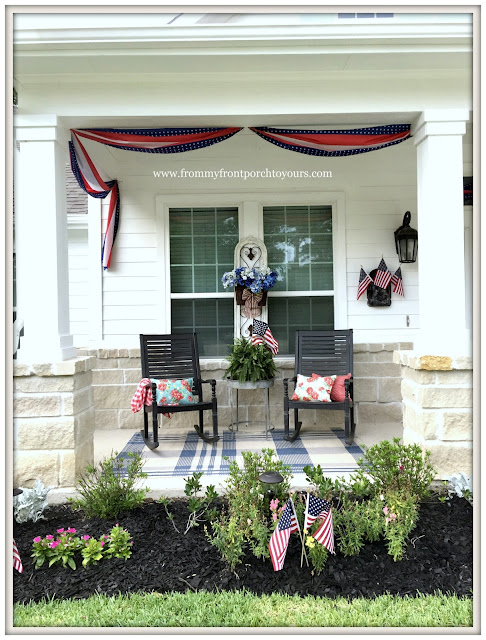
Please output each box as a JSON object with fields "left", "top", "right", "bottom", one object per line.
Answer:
{"left": 13, "top": 496, "right": 472, "bottom": 604}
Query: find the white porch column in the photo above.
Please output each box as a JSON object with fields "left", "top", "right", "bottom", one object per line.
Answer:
{"left": 412, "top": 109, "right": 471, "bottom": 357}
{"left": 14, "top": 114, "right": 77, "bottom": 362}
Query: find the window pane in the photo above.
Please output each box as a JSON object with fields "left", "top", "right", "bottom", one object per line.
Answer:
{"left": 192, "top": 208, "right": 216, "bottom": 236}
{"left": 268, "top": 296, "right": 334, "bottom": 355}
{"left": 170, "top": 266, "right": 193, "bottom": 293}
{"left": 264, "top": 205, "right": 333, "bottom": 292}
{"left": 172, "top": 299, "right": 234, "bottom": 357}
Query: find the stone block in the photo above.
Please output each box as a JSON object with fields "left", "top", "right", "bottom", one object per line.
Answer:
{"left": 402, "top": 424, "right": 425, "bottom": 447}
{"left": 15, "top": 416, "right": 75, "bottom": 450}
{"left": 401, "top": 368, "right": 436, "bottom": 385}
{"left": 442, "top": 410, "right": 473, "bottom": 441}
{"left": 354, "top": 362, "right": 401, "bottom": 378}
{"left": 94, "top": 358, "right": 119, "bottom": 369}
{"left": 374, "top": 351, "right": 395, "bottom": 363}
{"left": 436, "top": 371, "right": 473, "bottom": 386}
{"left": 357, "top": 402, "right": 402, "bottom": 425}
{"left": 98, "top": 348, "right": 119, "bottom": 358}
{"left": 452, "top": 356, "right": 473, "bottom": 370}
{"left": 75, "top": 408, "right": 95, "bottom": 444}
{"left": 94, "top": 409, "right": 118, "bottom": 430}
{"left": 93, "top": 369, "right": 124, "bottom": 385}
{"left": 117, "top": 358, "right": 141, "bottom": 369}
{"left": 122, "top": 368, "right": 143, "bottom": 384}
{"left": 75, "top": 437, "right": 94, "bottom": 478}
{"left": 93, "top": 385, "right": 136, "bottom": 410}
{"left": 119, "top": 409, "right": 142, "bottom": 430}
{"left": 418, "top": 387, "right": 473, "bottom": 409}
{"left": 425, "top": 441, "right": 473, "bottom": 478}
{"left": 368, "top": 344, "right": 384, "bottom": 353}
{"left": 269, "top": 381, "right": 284, "bottom": 406}
{"left": 128, "top": 348, "right": 141, "bottom": 358}
{"left": 418, "top": 356, "right": 452, "bottom": 371}
{"left": 354, "top": 378, "right": 377, "bottom": 402}
{"left": 299, "top": 410, "right": 342, "bottom": 430}
{"left": 31, "top": 363, "right": 54, "bottom": 376}
{"left": 14, "top": 376, "right": 75, "bottom": 393}
{"left": 13, "top": 363, "right": 32, "bottom": 377}
{"left": 399, "top": 342, "right": 414, "bottom": 350}
{"left": 74, "top": 371, "right": 92, "bottom": 391}
{"left": 14, "top": 394, "right": 61, "bottom": 418}
{"left": 59, "top": 451, "right": 76, "bottom": 486}
{"left": 378, "top": 378, "right": 402, "bottom": 403}
{"left": 354, "top": 352, "right": 375, "bottom": 363}
{"left": 52, "top": 357, "right": 95, "bottom": 376}
{"left": 402, "top": 403, "right": 438, "bottom": 440}
{"left": 118, "top": 348, "right": 130, "bottom": 357}
{"left": 73, "top": 388, "right": 92, "bottom": 414}
{"left": 382, "top": 343, "right": 399, "bottom": 352}
{"left": 14, "top": 451, "right": 59, "bottom": 488}
{"left": 353, "top": 344, "right": 368, "bottom": 353}
{"left": 401, "top": 379, "right": 419, "bottom": 403}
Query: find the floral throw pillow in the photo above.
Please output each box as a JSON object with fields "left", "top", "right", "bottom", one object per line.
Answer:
{"left": 151, "top": 378, "right": 195, "bottom": 406}
{"left": 291, "top": 373, "right": 336, "bottom": 403}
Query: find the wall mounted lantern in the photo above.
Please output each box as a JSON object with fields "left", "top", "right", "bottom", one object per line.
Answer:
{"left": 394, "top": 211, "right": 418, "bottom": 263}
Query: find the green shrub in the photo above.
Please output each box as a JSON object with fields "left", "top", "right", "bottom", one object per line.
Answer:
{"left": 224, "top": 338, "right": 277, "bottom": 383}
{"left": 69, "top": 452, "right": 149, "bottom": 519}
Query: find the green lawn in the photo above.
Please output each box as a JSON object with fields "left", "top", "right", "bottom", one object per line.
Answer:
{"left": 13, "top": 590, "right": 473, "bottom": 628}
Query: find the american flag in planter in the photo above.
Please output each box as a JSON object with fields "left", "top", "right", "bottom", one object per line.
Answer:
{"left": 373, "top": 258, "right": 392, "bottom": 290}
{"left": 251, "top": 319, "right": 279, "bottom": 355}
{"left": 357, "top": 267, "right": 373, "bottom": 300}
{"left": 250, "top": 124, "right": 411, "bottom": 157}
{"left": 269, "top": 499, "right": 299, "bottom": 571}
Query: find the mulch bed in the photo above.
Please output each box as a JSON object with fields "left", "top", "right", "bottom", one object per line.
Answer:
{"left": 13, "top": 496, "right": 472, "bottom": 604}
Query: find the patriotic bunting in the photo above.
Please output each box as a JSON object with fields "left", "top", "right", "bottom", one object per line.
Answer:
{"left": 250, "top": 124, "right": 411, "bottom": 158}
{"left": 357, "top": 267, "right": 373, "bottom": 300}
{"left": 251, "top": 319, "right": 279, "bottom": 355}
{"left": 269, "top": 499, "right": 299, "bottom": 571}
{"left": 373, "top": 258, "right": 392, "bottom": 290}
{"left": 13, "top": 540, "right": 23, "bottom": 573}
{"left": 69, "top": 127, "right": 242, "bottom": 269}
{"left": 391, "top": 267, "right": 404, "bottom": 296}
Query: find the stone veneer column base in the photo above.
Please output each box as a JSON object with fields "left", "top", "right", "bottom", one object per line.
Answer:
{"left": 393, "top": 350, "right": 473, "bottom": 479}
{"left": 13, "top": 356, "right": 96, "bottom": 488}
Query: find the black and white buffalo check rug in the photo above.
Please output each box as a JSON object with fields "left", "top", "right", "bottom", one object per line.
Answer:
{"left": 115, "top": 427, "right": 365, "bottom": 488}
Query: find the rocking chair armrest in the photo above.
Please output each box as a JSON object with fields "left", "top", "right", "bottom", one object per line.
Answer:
{"left": 283, "top": 376, "right": 297, "bottom": 397}
{"left": 344, "top": 376, "right": 353, "bottom": 400}
{"left": 200, "top": 378, "right": 217, "bottom": 399}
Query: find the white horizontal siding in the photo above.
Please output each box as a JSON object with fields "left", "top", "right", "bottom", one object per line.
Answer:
{"left": 68, "top": 227, "right": 89, "bottom": 346}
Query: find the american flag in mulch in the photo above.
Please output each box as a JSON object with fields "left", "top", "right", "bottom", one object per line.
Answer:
{"left": 313, "top": 504, "right": 335, "bottom": 554}
{"left": 13, "top": 540, "right": 23, "bottom": 573}
{"left": 251, "top": 318, "right": 279, "bottom": 355}
{"left": 357, "top": 267, "right": 373, "bottom": 300}
{"left": 304, "top": 494, "right": 333, "bottom": 530}
{"left": 373, "top": 258, "right": 392, "bottom": 289}
{"left": 269, "top": 499, "right": 299, "bottom": 571}
{"left": 391, "top": 267, "right": 404, "bottom": 296}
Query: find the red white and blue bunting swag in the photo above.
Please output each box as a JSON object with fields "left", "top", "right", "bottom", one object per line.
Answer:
{"left": 69, "top": 127, "right": 242, "bottom": 269}
{"left": 69, "top": 124, "right": 411, "bottom": 269}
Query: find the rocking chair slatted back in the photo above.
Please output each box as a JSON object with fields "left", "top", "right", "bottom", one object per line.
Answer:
{"left": 295, "top": 330, "right": 353, "bottom": 378}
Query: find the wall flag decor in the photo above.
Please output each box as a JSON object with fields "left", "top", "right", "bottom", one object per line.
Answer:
{"left": 358, "top": 261, "right": 405, "bottom": 306}
{"left": 357, "top": 267, "right": 373, "bottom": 300}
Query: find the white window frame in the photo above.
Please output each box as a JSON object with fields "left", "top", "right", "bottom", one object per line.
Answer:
{"left": 156, "top": 191, "right": 347, "bottom": 347}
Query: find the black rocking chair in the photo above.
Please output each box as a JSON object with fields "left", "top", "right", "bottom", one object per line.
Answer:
{"left": 139, "top": 333, "right": 219, "bottom": 449}
{"left": 283, "top": 329, "right": 356, "bottom": 445}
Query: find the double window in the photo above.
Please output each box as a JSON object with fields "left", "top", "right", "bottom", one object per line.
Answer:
{"left": 169, "top": 201, "right": 339, "bottom": 357}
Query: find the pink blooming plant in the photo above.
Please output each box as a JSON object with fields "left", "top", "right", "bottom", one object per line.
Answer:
{"left": 33, "top": 536, "right": 42, "bottom": 543}
{"left": 57, "top": 528, "right": 64, "bottom": 534}
{"left": 82, "top": 535, "right": 90, "bottom": 541}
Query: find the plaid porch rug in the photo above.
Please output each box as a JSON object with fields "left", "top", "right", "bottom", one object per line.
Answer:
{"left": 115, "top": 427, "right": 365, "bottom": 480}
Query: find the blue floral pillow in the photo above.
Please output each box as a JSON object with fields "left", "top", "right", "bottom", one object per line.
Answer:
{"left": 150, "top": 378, "right": 195, "bottom": 406}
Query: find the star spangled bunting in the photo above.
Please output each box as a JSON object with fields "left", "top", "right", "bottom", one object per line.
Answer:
{"left": 13, "top": 540, "right": 23, "bottom": 573}
{"left": 269, "top": 499, "right": 299, "bottom": 572}
{"left": 69, "top": 127, "right": 242, "bottom": 269}
{"left": 313, "top": 507, "right": 335, "bottom": 555}
{"left": 373, "top": 258, "right": 392, "bottom": 289}
{"left": 304, "top": 494, "right": 332, "bottom": 530}
{"left": 251, "top": 319, "right": 279, "bottom": 355}
{"left": 357, "top": 267, "right": 373, "bottom": 300}
{"left": 250, "top": 124, "right": 411, "bottom": 157}
{"left": 391, "top": 267, "right": 404, "bottom": 296}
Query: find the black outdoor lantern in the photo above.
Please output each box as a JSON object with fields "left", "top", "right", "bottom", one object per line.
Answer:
{"left": 258, "top": 470, "right": 284, "bottom": 500}
{"left": 394, "top": 211, "right": 418, "bottom": 263}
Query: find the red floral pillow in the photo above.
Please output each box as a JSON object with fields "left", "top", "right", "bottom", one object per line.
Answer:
{"left": 291, "top": 373, "right": 336, "bottom": 403}
{"left": 330, "top": 373, "right": 352, "bottom": 402}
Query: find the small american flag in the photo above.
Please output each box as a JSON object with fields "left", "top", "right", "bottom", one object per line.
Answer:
{"left": 391, "top": 267, "right": 404, "bottom": 296}
{"left": 313, "top": 505, "right": 335, "bottom": 554}
{"left": 357, "top": 267, "right": 373, "bottom": 300}
{"left": 304, "top": 494, "right": 332, "bottom": 530}
{"left": 13, "top": 540, "right": 23, "bottom": 573}
{"left": 251, "top": 319, "right": 279, "bottom": 355}
{"left": 373, "top": 258, "right": 392, "bottom": 290}
{"left": 269, "top": 499, "right": 299, "bottom": 571}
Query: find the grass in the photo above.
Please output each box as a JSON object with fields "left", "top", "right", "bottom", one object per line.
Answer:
{"left": 13, "top": 590, "right": 473, "bottom": 628}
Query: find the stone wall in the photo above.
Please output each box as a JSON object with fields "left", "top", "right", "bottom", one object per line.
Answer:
{"left": 13, "top": 357, "right": 95, "bottom": 488}
{"left": 394, "top": 351, "right": 473, "bottom": 478}
{"left": 87, "top": 343, "right": 412, "bottom": 434}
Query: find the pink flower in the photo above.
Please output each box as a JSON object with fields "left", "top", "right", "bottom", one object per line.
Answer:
{"left": 45, "top": 535, "right": 54, "bottom": 540}
{"left": 385, "top": 517, "right": 391, "bottom": 525}
{"left": 247, "top": 519, "right": 252, "bottom": 525}
{"left": 57, "top": 528, "right": 64, "bottom": 534}
{"left": 82, "top": 535, "right": 90, "bottom": 541}
{"left": 115, "top": 523, "right": 119, "bottom": 527}
{"left": 269, "top": 498, "right": 279, "bottom": 511}
{"left": 399, "top": 465, "right": 404, "bottom": 471}
{"left": 33, "top": 536, "right": 42, "bottom": 543}
{"left": 50, "top": 541, "right": 60, "bottom": 549}
{"left": 383, "top": 506, "right": 389, "bottom": 515}
{"left": 100, "top": 541, "right": 105, "bottom": 547}
{"left": 67, "top": 528, "right": 76, "bottom": 534}
{"left": 272, "top": 513, "right": 278, "bottom": 522}
{"left": 390, "top": 513, "right": 397, "bottom": 521}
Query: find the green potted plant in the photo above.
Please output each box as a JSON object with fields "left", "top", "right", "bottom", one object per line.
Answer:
{"left": 224, "top": 337, "right": 277, "bottom": 387}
